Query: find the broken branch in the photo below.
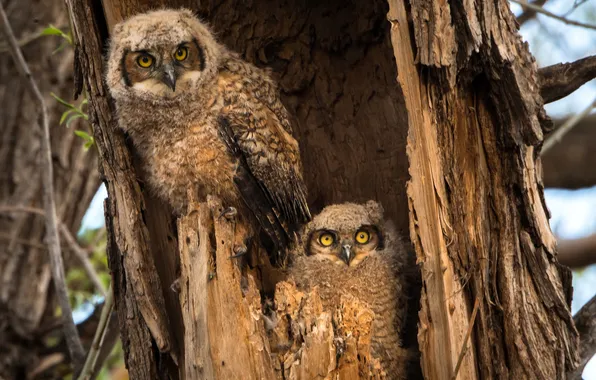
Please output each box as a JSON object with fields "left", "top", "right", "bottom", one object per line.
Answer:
{"left": 539, "top": 55, "right": 596, "bottom": 104}
{"left": 0, "top": 5, "right": 85, "bottom": 371}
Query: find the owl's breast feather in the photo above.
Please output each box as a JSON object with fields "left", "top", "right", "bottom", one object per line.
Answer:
{"left": 138, "top": 114, "right": 239, "bottom": 212}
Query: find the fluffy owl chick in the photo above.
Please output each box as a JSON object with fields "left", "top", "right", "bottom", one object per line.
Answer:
{"left": 290, "top": 201, "right": 412, "bottom": 379}
{"left": 106, "top": 9, "right": 310, "bottom": 259}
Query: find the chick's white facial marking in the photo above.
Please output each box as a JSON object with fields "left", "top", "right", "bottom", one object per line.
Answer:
{"left": 106, "top": 9, "right": 221, "bottom": 103}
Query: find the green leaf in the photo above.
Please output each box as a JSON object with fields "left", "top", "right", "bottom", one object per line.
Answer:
{"left": 41, "top": 24, "right": 73, "bottom": 45}
{"left": 52, "top": 41, "right": 69, "bottom": 55}
{"left": 40, "top": 25, "right": 64, "bottom": 36}
{"left": 74, "top": 129, "right": 92, "bottom": 140}
{"left": 84, "top": 139, "right": 95, "bottom": 150}
{"left": 50, "top": 92, "right": 76, "bottom": 109}
{"left": 65, "top": 113, "right": 85, "bottom": 127}
{"left": 59, "top": 109, "right": 76, "bottom": 125}
{"left": 64, "top": 32, "right": 73, "bottom": 45}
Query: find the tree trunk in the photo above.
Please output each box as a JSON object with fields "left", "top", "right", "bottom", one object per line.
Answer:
{"left": 0, "top": 0, "right": 100, "bottom": 377}
{"left": 387, "top": 0, "right": 578, "bottom": 379}
{"left": 67, "top": 0, "right": 577, "bottom": 379}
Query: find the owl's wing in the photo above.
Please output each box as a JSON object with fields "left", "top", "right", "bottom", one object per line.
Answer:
{"left": 218, "top": 88, "right": 311, "bottom": 260}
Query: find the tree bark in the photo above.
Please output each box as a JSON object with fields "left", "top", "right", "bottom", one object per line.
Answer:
{"left": 67, "top": 0, "right": 577, "bottom": 379}
{"left": 387, "top": 0, "right": 578, "bottom": 379}
{"left": 0, "top": 0, "right": 100, "bottom": 377}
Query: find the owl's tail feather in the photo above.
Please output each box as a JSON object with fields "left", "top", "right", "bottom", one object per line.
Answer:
{"left": 232, "top": 163, "right": 292, "bottom": 265}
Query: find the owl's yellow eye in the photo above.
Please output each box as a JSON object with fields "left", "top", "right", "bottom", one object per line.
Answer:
{"left": 174, "top": 47, "right": 188, "bottom": 61}
{"left": 355, "top": 230, "right": 370, "bottom": 244}
{"left": 319, "top": 233, "right": 335, "bottom": 247}
{"left": 137, "top": 54, "right": 154, "bottom": 68}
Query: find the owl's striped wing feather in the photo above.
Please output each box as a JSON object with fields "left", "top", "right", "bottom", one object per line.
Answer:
{"left": 218, "top": 105, "right": 310, "bottom": 262}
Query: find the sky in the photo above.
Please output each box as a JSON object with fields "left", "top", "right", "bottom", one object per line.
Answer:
{"left": 78, "top": 1, "right": 596, "bottom": 377}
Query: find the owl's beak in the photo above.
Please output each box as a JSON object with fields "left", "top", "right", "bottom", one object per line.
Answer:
{"left": 162, "top": 64, "right": 177, "bottom": 91}
{"left": 340, "top": 244, "right": 353, "bottom": 266}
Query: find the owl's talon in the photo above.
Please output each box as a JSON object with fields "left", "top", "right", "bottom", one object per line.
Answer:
{"left": 229, "top": 244, "right": 247, "bottom": 259}
{"left": 170, "top": 278, "right": 181, "bottom": 293}
{"left": 219, "top": 206, "right": 237, "bottom": 220}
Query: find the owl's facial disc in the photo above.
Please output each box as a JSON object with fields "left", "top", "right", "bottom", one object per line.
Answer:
{"left": 308, "top": 225, "right": 383, "bottom": 267}
{"left": 122, "top": 40, "right": 206, "bottom": 98}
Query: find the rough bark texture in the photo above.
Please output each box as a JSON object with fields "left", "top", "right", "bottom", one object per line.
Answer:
{"left": 542, "top": 115, "right": 596, "bottom": 189}
{"left": 387, "top": 0, "right": 578, "bottom": 379}
{"left": 539, "top": 55, "right": 596, "bottom": 104}
{"left": 0, "top": 0, "right": 100, "bottom": 377}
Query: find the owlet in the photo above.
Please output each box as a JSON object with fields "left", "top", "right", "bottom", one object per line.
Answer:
{"left": 290, "top": 201, "right": 415, "bottom": 379}
{"left": 106, "top": 9, "right": 311, "bottom": 259}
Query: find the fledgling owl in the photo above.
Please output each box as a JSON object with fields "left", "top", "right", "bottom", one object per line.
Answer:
{"left": 106, "top": 9, "right": 310, "bottom": 259}
{"left": 290, "top": 201, "right": 415, "bottom": 379}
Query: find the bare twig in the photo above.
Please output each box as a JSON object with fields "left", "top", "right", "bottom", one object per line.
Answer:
{"left": 517, "top": 0, "right": 548, "bottom": 26}
{"left": 60, "top": 224, "right": 107, "bottom": 297}
{"left": 539, "top": 55, "right": 596, "bottom": 104}
{"left": 510, "top": 0, "right": 596, "bottom": 30}
{"left": 568, "top": 295, "right": 596, "bottom": 380}
{"left": 0, "top": 27, "right": 43, "bottom": 53}
{"left": 12, "top": 12, "right": 90, "bottom": 332}
{"left": 0, "top": 205, "right": 107, "bottom": 296}
{"left": 452, "top": 295, "right": 481, "bottom": 380}
{"left": 0, "top": 4, "right": 85, "bottom": 370}
{"left": 541, "top": 98, "right": 596, "bottom": 155}
{"left": 77, "top": 285, "right": 114, "bottom": 380}
{"left": 563, "top": 0, "right": 591, "bottom": 17}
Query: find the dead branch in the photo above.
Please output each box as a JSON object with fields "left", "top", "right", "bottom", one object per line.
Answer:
{"left": 517, "top": 0, "right": 548, "bottom": 26}
{"left": 0, "top": 205, "right": 107, "bottom": 296}
{"left": 77, "top": 284, "right": 114, "bottom": 380}
{"left": 539, "top": 55, "right": 596, "bottom": 104}
{"left": 510, "top": 0, "right": 596, "bottom": 30}
{"left": 568, "top": 295, "right": 596, "bottom": 380}
{"left": 557, "top": 234, "right": 596, "bottom": 269}
{"left": 0, "top": 5, "right": 85, "bottom": 371}
{"left": 542, "top": 98, "right": 596, "bottom": 155}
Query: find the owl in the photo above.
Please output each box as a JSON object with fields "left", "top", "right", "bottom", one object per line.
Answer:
{"left": 105, "top": 9, "right": 310, "bottom": 260}
{"left": 289, "top": 201, "right": 416, "bottom": 379}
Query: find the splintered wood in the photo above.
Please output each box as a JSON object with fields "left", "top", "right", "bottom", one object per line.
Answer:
{"left": 387, "top": 0, "right": 578, "bottom": 379}
{"left": 270, "top": 281, "right": 386, "bottom": 380}
{"left": 178, "top": 196, "right": 274, "bottom": 379}
{"left": 177, "top": 197, "right": 388, "bottom": 379}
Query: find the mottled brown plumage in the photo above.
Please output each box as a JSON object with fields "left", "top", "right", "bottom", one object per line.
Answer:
{"left": 106, "top": 9, "right": 310, "bottom": 260}
{"left": 290, "top": 201, "right": 413, "bottom": 379}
